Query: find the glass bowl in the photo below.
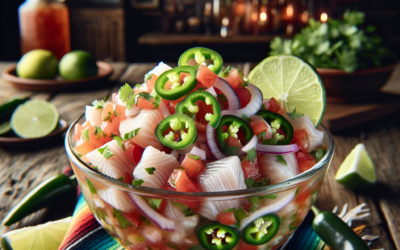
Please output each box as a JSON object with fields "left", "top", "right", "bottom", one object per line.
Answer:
{"left": 65, "top": 114, "right": 334, "bottom": 250}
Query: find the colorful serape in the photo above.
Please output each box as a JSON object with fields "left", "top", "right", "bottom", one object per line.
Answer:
{"left": 59, "top": 194, "right": 325, "bottom": 250}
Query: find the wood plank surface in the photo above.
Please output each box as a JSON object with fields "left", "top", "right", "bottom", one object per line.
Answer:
{"left": 0, "top": 61, "right": 399, "bottom": 249}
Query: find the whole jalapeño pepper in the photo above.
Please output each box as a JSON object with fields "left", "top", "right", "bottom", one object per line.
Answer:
{"left": 216, "top": 115, "right": 254, "bottom": 155}
{"left": 256, "top": 110, "right": 294, "bottom": 145}
{"left": 2, "top": 174, "right": 77, "bottom": 226}
{"left": 154, "top": 113, "right": 197, "bottom": 150}
{"left": 197, "top": 222, "right": 240, "bottom": 250}
{"left": 154, "top": 66, "right": 198, "bottom": 101}
{"left": 311, "top": 206, "right": 370, "bottom": 250}
{"left": 242, "top": 213, "right": 280, "bottom": 245}
{"left": 175, "top": 91, "right": 221, "bottom": 128}
{"left": 178, "top": 47, "right": 223, "bottom": 74}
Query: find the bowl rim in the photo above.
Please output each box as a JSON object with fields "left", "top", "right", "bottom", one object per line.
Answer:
{"left": 65, "top": 113, "right": 335, "bottom": 200}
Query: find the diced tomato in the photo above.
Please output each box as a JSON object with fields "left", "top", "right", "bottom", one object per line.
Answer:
{"left": 195, "top": 121, "right": 207, "bottom": 134}
{"left": 162, "top": 146, "right": 172, "bottom": 154}
{"left": 121, "top": 211, "right": 142, "bottom": 228}
{"left": 87, "top": 125, "right": 112, "bottom": 149}
{"left": 132, "top": 144, "right": 145, "bottom": 164}
{"left": 267, "top": 97, "right": 282, "bottom": 113}
{"left": 74, "top": 139, "right": 95, "bottom": 155}
{"left": 223, "top": 68, "right": 243, "bottom": 89}
{"left": 168, "top": 105, "right": 175, "bottom": 114}
{"left": 293, "top": 129, "right": 310, "bottom": 152}
{"left": 164, "top": 80, "right": 174, "bottom": 90}
{"left": 161, "top": 98, "right": 171, "bottom": 107}
{"left": 169, "top": 169, "right": 200, "bottom": 193}
{"left": 216, "top": 211, "right": 237, "bottom": 225}
{"left": 241, "top": 158, "right": 260, "bottom": 179}
{"left": 196, "top": 65, "right": 218, "bottom": 88}
{"left": 250, "top": 115, "right": 268, "bottom": 135}
{"left": 114, "top": 104, "right": 127, "bottom": 121}
{"left": 296, "top": 151, "right": 317, "bottom": 173}
{"left": 234, "top": 87, "right": 251, "bottom": 108}
{"left": 101, "top": 103, "right": 127, "bottom": 136}
{"left": 136, "top": 97, "right": 156, "bottom": 109}
{"left": 181, "top": 153, "right": 205, "bottom": 177}
{"left": 73, "top": 124, "right": 83, "bottom": 141}
{"left": 123, "top": 141, "right": 144, "bottom": 164}
{"left": 179, "top": 72, "right": 190, "bottom": 82}
{"left": 238, "top": 241, "right": 258, "bottom": 250}
{"left": 146, "top": 74, "right": 158, "bottom": 93}
{"left": 226, "top": 136, "right": 241, "bottom": 147}
{"left": 195, "top": 100, "right": 214, "bottom": 125}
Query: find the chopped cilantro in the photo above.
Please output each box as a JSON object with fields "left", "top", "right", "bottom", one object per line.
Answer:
{"left": 132, "top": 179, "right": 145, "bottom": 186}
{"left": 242, "top": 114, "right": 250, "bottom": 123}
{"left": 119, "top": 83, "right": 134, "bottom": 103}
{"left": 93, "top": 126, "right": 106, "bottom": 138}
{"left": 253, "top": 177, "right": 270, "bottom": 188}
{"left": 93, "top": 166, "right": 98, "bottom": 171}
{"left": 147, "top": 198, "right": 163, "bottom": 210}
{"left": 170, "top": 180, "right": 176, "bottom": 187}
{"left": 184, "top": 209, "right": 194, "bottom": 216}
{"left": 263, "top": 138, "right": 278, "bottom": 145}
{"left": 153, "top": 94, "right": 161, "bottom": 109}
{"left": 112, "top": 135, "right": 125, "bottom": 150}
{"left": 216, "top": 94, "right": 228, "bottom": 102}
{"left": 258, "top": 131, "right": 266, "bottom": 140}
{"left": 103, "top": 111, "right": 112, "bottom": 121}
{"left": 188, "top": 154, "right": 201, "bottom": 160}
{"left": 245, "top": 148, "right": 257, "bottom": 163}
{"left": 135, "top": 83, "right": 142, "bottom": 89}
{"left": 97, "top": 145, "right": 114, "bottom": 159}
{"left": 86, "top": 178, "right": 96, "bottom": 194}
{"left": 259, "top": 193, "right": 277, "bottom": 199}
{"left": 135, "top": 92, "right": 154, "bottom": 105}
{"left": 310, "top": 148, "right": 326, "bottom": 161}
{"left": 117, "top": 177, "right": 124, "bottom": 181}
{"left": 140, "top": 215, "right": 151, "bottom": 225}
{"left": 218, "top": 65, "right": 232, "bottom": 77}
{"left": 82, "top": 128, "right": 89, "bottom": 141}
{"left": 145, "top": 167, "right": 156, "bottom": 175}
{"left": 222, "top": 145, "right": 240, "bottom": 155}
{"left": 248, "top": 196, "right": 260, "bottom": 205}
{"left": 197, "top": 87, "right": 207, "bottom": 90}
{"left": 145, "top": 73, "right": 154, "bottom": 82}
{"left": 112, "top": 208, "right": 131, "bottom": 229}
{"left": 245, "top": 178, "right": 255, "bottom": 188}
{"left": 92, "top": 99, "right": 106, "bottom": 109}
{"left": 261, "top": 103, "right": 265, "bottom": 109}
{"left": 287, "top": 108, "right": 304, "bottom": 119}
{"left": 78, "top": 153, "right": 83, "bottom": 158}
{"left": 124, "top": 128, "right": 140, "bottom": 140}
{"left": 222, "top": 208, "right": 236, "bottom": 213}
{"left": 276, "top": 155, "right": 287, "bottom": 165}
{"left": 249, "top": 205, "right": 257, "bottom": 212}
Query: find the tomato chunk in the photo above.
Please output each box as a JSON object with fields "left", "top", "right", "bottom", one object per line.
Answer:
{"left": 226, "top": 136, "right": 242, "bottom": 147}
{"left": 146, "top": 74, "right": 158, "bottom": 93}
{"left": 121, "top": 211, "right": 142, "bottom": 228}
{"left": 216, "top": 211, "right": 237, "bottom": 225}
{"left": 181, "top": 153, "right": 205, "bottom": 177}
{"left": 293, "top": 129, "right": 310, "bottom": 152}
{"left": 296, "top": 151, "right": 317, "bottom": 173}
{"left": 241, "top": 158, "right": 260, "bottom": 179}
{"left": 267, "top": 97, "right": 282, "bottom": 113}
{"left": 250, "top": 115, "right": 268, "bottom": 135}
{"left": 234, "top": 87, "right": 251, "bottom": 108}
{"left": 223, "top": 68, "right": 243, "bottom": 89}
{"left": 196, "top": 65, "right": 218, "bottom": 88}
{"left": 169, "top": 169, "right": 200, "bottom": 193}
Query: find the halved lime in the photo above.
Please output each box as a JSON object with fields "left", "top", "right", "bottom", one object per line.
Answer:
{"left": 11, "top": 100, "right": 59, "bottom": 138}
{"left": 0, "top": 121, "right": 12, "bottom": 136}
{"left": 1, "top": 217, "right": 72, "bottom": 250}
{"left": 335, "top": 144, "right": 377, "bottom": 189}
{"left": 248, "top": 55, "right": 326, "bottom": 126}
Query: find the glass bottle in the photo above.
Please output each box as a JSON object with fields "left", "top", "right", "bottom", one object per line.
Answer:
{"left": 18, "top": 0, "right": 71, "bottom": 60}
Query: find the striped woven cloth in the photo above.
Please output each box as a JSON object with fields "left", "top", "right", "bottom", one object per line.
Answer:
{"left": 59, "top": 194, "right": 325, "bottom": 250}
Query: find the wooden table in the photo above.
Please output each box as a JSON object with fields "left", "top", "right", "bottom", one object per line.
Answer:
{"left": 0, "top": 62, "right": 399, "bottom": 250}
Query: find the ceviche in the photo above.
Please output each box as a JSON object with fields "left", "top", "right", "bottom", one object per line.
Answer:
{"left": 69, "top": 47, "right": 329, "bottom": 250}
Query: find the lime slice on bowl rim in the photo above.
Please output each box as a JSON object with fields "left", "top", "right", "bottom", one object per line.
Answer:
{"left": 335, "top": 143, "right": 377, "bottom": 189}
{"left": 1, "top": 217, "right": 72, "bottom": 250}
{"left": 11, "top": 99, "right": 59, "bottom": 138}
{"left": 248, "top": 54, "right": 326, "bottom": 127}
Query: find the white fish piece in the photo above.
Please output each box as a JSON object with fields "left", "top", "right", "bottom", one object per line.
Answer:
{"left": 284, "top": 114, "right": 324, "bottom": 152}
{"left": 98, "top": 187, "right": 137, "bottom": 212}
{"left": 119, "top": 109, "right": 164, "bottom": 150}
{"left": 258, "top": 153, "right": 299, "bottom": 184}
{"left": 85, "top": 106, "right": 103, "bottom": 127}
{"left": 125, "top": 107, "right": 141, "bottom": 117}
{"left": 163, "top": 201, "right": 199, "bottom": 238}
{"left": 147, "top": 62, "right": 172, "bottom": 77}
{"left": 197, "top": 156, "right": 247, "bottom": 220}
{"left": 86, "top": 140, "right": 136, "bottom": 181}
{"left": 133, "top": 146, "right": 180, "bottom": 189}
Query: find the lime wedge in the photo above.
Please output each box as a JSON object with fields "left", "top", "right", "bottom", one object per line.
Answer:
{"left": 248, "top": 55, "right": 326, "bottom": 126}
{"left": 11, "top": 100, "right": 59, "bottom": 138}
{"left": 1, "top": 217, "right": 72, "bottom": 250}
{"left": 335, "top": 144, "right": 377, "bottom": 189}
{"left": 0, "top": 121, "right": 12, "bottom": 136}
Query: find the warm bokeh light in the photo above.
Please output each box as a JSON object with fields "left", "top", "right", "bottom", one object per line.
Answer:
{"left": 221, "top": 27, "right": 227, "bottom": 37}
{"left": 251, "top": 12, "right": 258, "bottom": 22}
{"left": 260, "top": 12, "right": 267, "bottom": 22}
{"left": 320, "top": 12, "right": 328, "bottom": 22}
{"left": 204, "top": 2, "right": 212, "bottom": 17}
{"left": 301, "top": 10, "right": 309, "bottom": 23}
{"left": 222, "top": 17, "right": 229, "bottom": 26}
{"left": 286, "top": 24, "right": 293, "bottom": 35}
{"left": 286, "top": 4, "right": 293, "bottom": 18}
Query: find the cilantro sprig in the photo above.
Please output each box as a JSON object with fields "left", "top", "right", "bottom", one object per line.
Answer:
{"left": 97, "top": 145, "right": 114, "bottom": 159}
{"left": 124, "top": 128, "right": 140, "bottom": 140}
{"left": 119, "top": 83, "right": 160, "bottom": 110}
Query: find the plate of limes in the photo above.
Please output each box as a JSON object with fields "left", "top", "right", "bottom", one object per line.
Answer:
{"left": 2, "top": 50, "right": 113, "bottom": 92}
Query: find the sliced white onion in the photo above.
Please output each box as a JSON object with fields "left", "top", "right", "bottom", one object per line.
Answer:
{"left": 127, "top": 193, "right": 175, "bottom": 232}
{"left": 265, "top": 121, "right": 273, "bottom": 139}
{"left": 148, "top": 62, "right": 172, "bottom": 77}
{"left": 125, "top": 107, "right": 141, "bottom": 117}
{"left": 170, "top": 150, "right": 179, "bottom": 160}
{"left": 222, "top": 83, "right": 263, "bottom": 118}
{"left": 189, "top": 146, "right": 206, "bottom": 160}
{"left": 256, "top": 143, "right": 299, "bottom": 154}
{"left": 240, "top": 190, "right": 295, "bottom": 230}
{"left": 159, "top": 101, "right": 171, "bottom": 118}
{"left": 176, "top": 142, "right": 200, "bottom": 155}
{"left": 241, "top": 135, "right": 258, "bottom": 153}
{"left": 205, "top": 87, "right": 217, "bottom": 97}
{"left": 206, "top": 123, "right": 225, "bottom": 160}
{"left": 213, "top": 78, "right": 241, "bottom": 111}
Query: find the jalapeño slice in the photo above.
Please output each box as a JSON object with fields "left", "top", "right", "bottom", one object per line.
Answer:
{"left": 242, "top": 213, "right": 280, "bottom": 245}
{"left": 178, "top": 47, "right": 223, "bottom": 74}
{"left": 197, "top": 222, "right": 240, "bottom": 250}
{"left": 256, "top": 110, "right": 294, "bottom": 145}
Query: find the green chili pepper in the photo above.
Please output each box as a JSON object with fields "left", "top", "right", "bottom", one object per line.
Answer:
{"left": 242, "top": 213, "right": 280, "bottom": 245}
{"left": 154, "top": 66, "right": 198, "bottom": 101}
{"left": 311, "top": 206, "right": 370, "bottom": 250}
{"left": 175, "top": 91, "right": 221, "bottom": 128}
{"left": 2, "top": 174, "right": 77, "bottom": 226}
{"left": 197, "top": 222, "right": 240, "bottom": 250}
{"left": 0, "top": 96, "right": 29, "bottom": 119}
{"left": 155, "top": 113, "right": 197, "bottom": 150}
{"left": 216, "top": 115, "right": 254, "bottom": 155}
{"left": 178, "top": 47, "right": 223, "bottom": 74}
{"left": 256, "top": 110, "right": 294, "bottom": 145}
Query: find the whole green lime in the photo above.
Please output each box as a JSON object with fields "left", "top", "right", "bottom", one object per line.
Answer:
{"left": 16, "top": 50, "right": 58, "bottom": 79}
{"left": 59, "top": 50, "right": 98, "bottom": 80}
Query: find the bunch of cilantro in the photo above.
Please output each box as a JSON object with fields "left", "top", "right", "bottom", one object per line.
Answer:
{"left": 269, "top": 10, "right": 396, "bottom": 73}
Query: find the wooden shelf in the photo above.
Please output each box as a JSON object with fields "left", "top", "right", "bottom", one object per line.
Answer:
{"left": 138, "top": 33, "right": 289, "bottom": 45}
